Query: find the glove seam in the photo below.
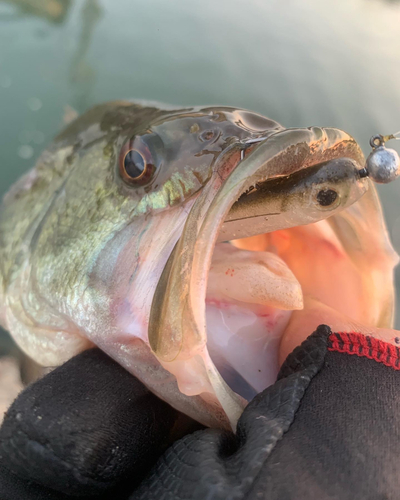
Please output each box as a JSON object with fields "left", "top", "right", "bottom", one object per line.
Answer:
{"left": 328, "top": 331, "right": 400, "bottom": 369}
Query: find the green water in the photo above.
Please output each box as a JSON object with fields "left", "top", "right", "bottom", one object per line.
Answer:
{"left": 1, "top": 0, "right": 400, "bottom": 338}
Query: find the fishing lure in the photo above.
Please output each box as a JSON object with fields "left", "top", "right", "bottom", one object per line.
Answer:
{"left": 242, "top": 132, "right": 400, "bottom": 186}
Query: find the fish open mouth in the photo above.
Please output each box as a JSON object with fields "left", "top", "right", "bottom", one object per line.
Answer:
{"left": 149, "top": 127, "right": 398, "bottom": 428}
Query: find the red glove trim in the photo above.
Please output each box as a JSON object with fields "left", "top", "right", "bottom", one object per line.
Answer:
{"left": 328, "top": 332, "right": 400, "bottom": 370}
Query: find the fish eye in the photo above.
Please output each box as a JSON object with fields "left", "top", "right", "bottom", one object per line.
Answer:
{"left": 119, "top": 139, "right": 155, "bottom": 186}
{"left": 316, "top": 188, "right": 339, "bottom": 207}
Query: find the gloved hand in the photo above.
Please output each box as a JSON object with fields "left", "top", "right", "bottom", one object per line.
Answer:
{"left": 1, "top": 325, "right": 400, "bottom": 500}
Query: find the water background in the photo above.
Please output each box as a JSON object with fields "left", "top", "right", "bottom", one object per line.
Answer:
{"left": 1, "top": 0, "right": 400, "bottom": 346}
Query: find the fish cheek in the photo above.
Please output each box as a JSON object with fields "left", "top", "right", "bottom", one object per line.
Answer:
{"left": 30, "top": 147, "right": 132, "bottom": 315}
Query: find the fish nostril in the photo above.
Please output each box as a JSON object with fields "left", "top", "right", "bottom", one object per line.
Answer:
{"left": 200, "top": 130, "right": 215, "bottom": 142}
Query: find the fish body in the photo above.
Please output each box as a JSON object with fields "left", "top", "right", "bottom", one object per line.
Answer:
{"left": 0, "top": 101, "right": 398, "bottom": 428}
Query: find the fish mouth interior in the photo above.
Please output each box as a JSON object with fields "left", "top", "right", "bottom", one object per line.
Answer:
{"left": 205, "top": 180, "right": 351, "bottom": 401}
{"left": 206, "top": 221, "right": 299, "bottom": 400}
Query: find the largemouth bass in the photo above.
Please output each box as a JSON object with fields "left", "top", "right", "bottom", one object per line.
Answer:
{"left": 0, "top": 102, "right": 398, "bottom": 429}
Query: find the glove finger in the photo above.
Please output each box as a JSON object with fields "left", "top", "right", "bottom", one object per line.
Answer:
{"left": 0, "top": 348, "right": 202, "bottom": 499}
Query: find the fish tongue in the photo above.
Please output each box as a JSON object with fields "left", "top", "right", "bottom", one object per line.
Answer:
{"left": 207, "top": 243, "right": 303, "bottom": 310}
{"left": 205, "top": 243, "right": 304, "bottom": 399}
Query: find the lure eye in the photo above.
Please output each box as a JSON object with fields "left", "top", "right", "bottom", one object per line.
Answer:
{"left": 316, "top": 188, "right": 338, "bottom": 207}
{"left": 119, "top": 139, "right": 155, "bottom": 186}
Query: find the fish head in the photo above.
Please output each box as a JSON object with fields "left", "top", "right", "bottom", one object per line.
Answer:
{"left": 0, "top": 102, "right": 398, "bottom": 430}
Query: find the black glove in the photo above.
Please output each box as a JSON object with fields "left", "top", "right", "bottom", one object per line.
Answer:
{"left": 1, "top": 325, "right": 400, "bottom": 500}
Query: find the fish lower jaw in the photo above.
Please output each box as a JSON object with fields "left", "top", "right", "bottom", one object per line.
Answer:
{"left": 151, "top": 237, "right": 302, "bottom": 423}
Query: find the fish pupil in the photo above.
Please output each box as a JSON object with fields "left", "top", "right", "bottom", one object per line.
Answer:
{"left": 124, "top": 149, "right": 146, "bottom": 179}
{"left": 316, "top": 188, "right": 338, "bottom": 207}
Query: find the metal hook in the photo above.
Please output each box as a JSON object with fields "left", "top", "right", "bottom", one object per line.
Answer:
{"left": 240, "top": 136, "right": 265, "bottom": 161}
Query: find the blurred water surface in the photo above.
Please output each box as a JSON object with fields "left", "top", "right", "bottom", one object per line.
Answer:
{"left": 0, "top": 0, "right": 400, "bottom": 339}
